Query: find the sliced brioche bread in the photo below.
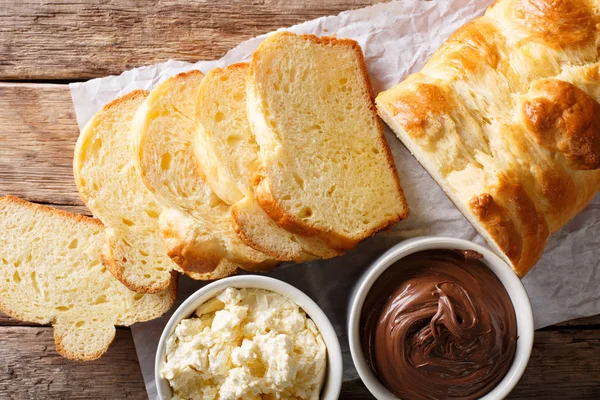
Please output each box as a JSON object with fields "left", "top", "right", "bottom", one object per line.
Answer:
{"left": 246, "top": 32, "right": 408, "bottom": 250}
{"left": 195, "top": 64, "right": 258, "bottom": 206}
{"left": 130, "top": 71, "right": 276, "bottom": 272}
{"left": 195, "top": 63, "right": 340, "bottom": 261}
{"left": 0, "top": 196, "right": 176, "bottom": 360}
{"left": 74, "top": 90, "right": 179, "bottom": 293}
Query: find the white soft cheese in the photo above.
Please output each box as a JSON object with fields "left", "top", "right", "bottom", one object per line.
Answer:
{"left": 161, "top": 287, "right": 327, "bottom": 400}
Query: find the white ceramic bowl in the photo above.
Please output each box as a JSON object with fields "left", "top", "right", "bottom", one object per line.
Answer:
{"left": 348, "top": 236, "right": 534, "bottom": 400}
{"left": 155, "top": 275, "right": 343, "bottom": 400}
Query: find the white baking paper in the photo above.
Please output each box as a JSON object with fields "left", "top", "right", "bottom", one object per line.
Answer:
{"left": 69, "top": 1, "right": 600, "bottom": 398}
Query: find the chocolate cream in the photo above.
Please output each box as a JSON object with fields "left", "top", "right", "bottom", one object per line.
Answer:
{"left": 361, "top": 249, "right": 517, "bottom": 400}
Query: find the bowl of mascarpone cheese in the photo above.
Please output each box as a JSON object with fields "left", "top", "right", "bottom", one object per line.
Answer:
{"left": 155, "top": 275, "right": 342, "bottom": 400}
{"left": 348, "top": 236, "right": 534, "bottom": 400}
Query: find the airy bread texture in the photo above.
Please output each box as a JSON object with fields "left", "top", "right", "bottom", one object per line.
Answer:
{"left": 74, "top": 90, "right": 179, "bottom": 293}
{"left": 247, "top": 32, "right": 408, "bottom": 251}
{"left": 195, "top": 64, "right": 259, "bottom": 206}
{"left": 376, "top": 0, "right": 600, "bottom": 276}
{"left": 195, "top": 63, "right": 340, "bottom": 261}
{"left": 0, "top": 196, "right": 176, "bottom": 361}
{"left": 131, "top": 71, "right": 275, "bottom": 273}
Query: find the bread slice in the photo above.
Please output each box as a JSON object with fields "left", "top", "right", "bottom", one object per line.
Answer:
{"left": 74, "top": 90, "right": 182, "bottom": 293}
{"left": 0, "top": 196, "right": 176, "bottom": 361}
{"left": 74, "top": 90, "right": 237, "bottom": 284}
{"left": 195, "top": 63, "right": 340, "bottom": 261}
{"left": 246, "top": 32, "right": 408, "bottom": 250}
{"left": 130, "top": 71, "right": 276, "bottom": 273}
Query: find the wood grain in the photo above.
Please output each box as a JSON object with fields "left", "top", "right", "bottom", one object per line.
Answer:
{"left": 1, "top": 324, "right": 599, "bottom": 399}
{"left": 1, "top": 0, "right": 600, "bottom": 397}
{"left": 3, "top": 311, "right": 598, "bottom": 328}
{"left": 552, "top": 315, "right": 600, "bottom": 328}
{"left": 0, "top": 312, "right": 44, "bottom": 327}
{"left": 0, "top": 0, "right": 382, "bottom": 81}
{"left": 511, "top": 329, "right": 600, "bottom": 399}
{"left": 0, "top": 327, "right": 146, "bottom": 400}
{"left": 1, "top": 81, "right": 600, "bottom": 398}
{"left": 0, "top": 83, "right": 82, "bottom": 205}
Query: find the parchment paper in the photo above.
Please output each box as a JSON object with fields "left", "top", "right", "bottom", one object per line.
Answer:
{"left": 69, "top": 1, "right": 600, "bottom": 398}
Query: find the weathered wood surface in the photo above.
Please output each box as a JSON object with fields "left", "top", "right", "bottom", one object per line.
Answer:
{"left": 0, "top": 327, "right": 146, "bottom": 400}
{"left": 0, "top": 84, "right": 82, "bottom": 206}
{"left": 1, "top": 65, "right": 600, "bottom": 400}
{"left": 1, "top": 0, "right": 600, "bottom": 398}
{"left": 3, "top": 311, "right": 600, "bottom": 328}
{"left": 0, "top": 0, "right": 383, "bottom": 81}
{"left": 1, "top": 323, "right": 599, "bottom": 399}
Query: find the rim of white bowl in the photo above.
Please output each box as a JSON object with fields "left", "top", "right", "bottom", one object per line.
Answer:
{"left": 155, "top": 275, "right": 343, "bottom": 400}
{"left": 348, "top": 236, "right": 534, "bottom": 400}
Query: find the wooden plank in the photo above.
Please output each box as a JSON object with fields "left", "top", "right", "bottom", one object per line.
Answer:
{"left": 0, "top": 83, "right": 82, "bottom": 205}
{"left": 0, "top": 312, "right": 44, "bottom": 327}
{"left": 0, "top": 1, "right": 598, "bottom": 398}
{"left": 1, "top": 325, "right": 599, "bottom": 399}
{"left": 0, "top": 0, "right": 382, "bottom": 81}
{"left": 3, "top": 309, "right": 598, "bottom": 328}
{"left": 553, "top": 314, "right": 600, "bottom": 327}
{"left": 510, "top": 329, "right": 600, "bottom": 399}
{"left": 0, "top": 327, "right": 147, "bottom": 400}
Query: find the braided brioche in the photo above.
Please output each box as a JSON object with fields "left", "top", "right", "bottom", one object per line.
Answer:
{"left": 377, "top": 0, "right": 600, "bottom": 276}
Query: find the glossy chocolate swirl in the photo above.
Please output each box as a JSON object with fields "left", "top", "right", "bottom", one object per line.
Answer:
{"left": 361, "top": 250, "right": 517, "bottom": 400}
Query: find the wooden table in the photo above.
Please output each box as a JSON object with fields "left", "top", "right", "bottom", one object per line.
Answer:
{"left": 1, "top": 1, "right": 599, "bottom": 398}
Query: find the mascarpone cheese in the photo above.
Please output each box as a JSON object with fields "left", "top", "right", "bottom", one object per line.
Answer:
{"left": 161, "top": 287, "right": 327, "bottom": 400}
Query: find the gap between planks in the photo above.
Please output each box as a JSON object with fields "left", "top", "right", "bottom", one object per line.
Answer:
{"left": 0, "top": 84, "right": 83, "bottom": 206}
{"left": 0, "top": 0, "right": 384, "bottom": 81}
{"left": 0, "top": 326, "right": 599, "bottom": 399}
{"left": 0, "top": 327, "right": 146, "bottom": 400}
{"left": 3, "top": 310, "right": 599, "bottom": 328}
{"left": 1, "top": 1, "right": 598, "bottom": 398}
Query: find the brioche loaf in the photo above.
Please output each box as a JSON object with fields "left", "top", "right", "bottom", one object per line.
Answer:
{"left": 0, "top": 196, "right": 176, "bottom": 360}
{"left": 376, "top": 0, "right": 600, "bottom": 276}
{"left": 195, "top": 63, "right": 340, "bottom": 261}
{"left": 73, "top": 90, "right": 180, "bottom": 293}
{"left": 246, "top": 32, "right": 408, "bottom": 250}
{"left": 130, "top": 71, "right": 276, "bottom": 273}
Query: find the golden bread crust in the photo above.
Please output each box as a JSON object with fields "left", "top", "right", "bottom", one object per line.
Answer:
{"left": 523, "top": 79, "right": 600, "bottom": 170}
{"left": 229, "top": 201, "right": 307, "bottom": 261}
{"left": 101, "top": 89, "right": 149, "bottom": 111}
{"left": 253, "top": 168, "right": 364, "bottom": 251}
{"left": 469, "top": 177, "right": 549, "bottom": 277}
{"left": 377, "top": 0, "right": 600, "bottom": 276}
{"left": 0, "top": 195, "right": 103, "bottom": 227}
{"left": 509, "top": 0, "right": 597, "bottom": 48}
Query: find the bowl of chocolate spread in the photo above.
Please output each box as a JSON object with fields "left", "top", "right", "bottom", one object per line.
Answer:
{"left": 347, "top": 237, "right": 534, "bottom": 400}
